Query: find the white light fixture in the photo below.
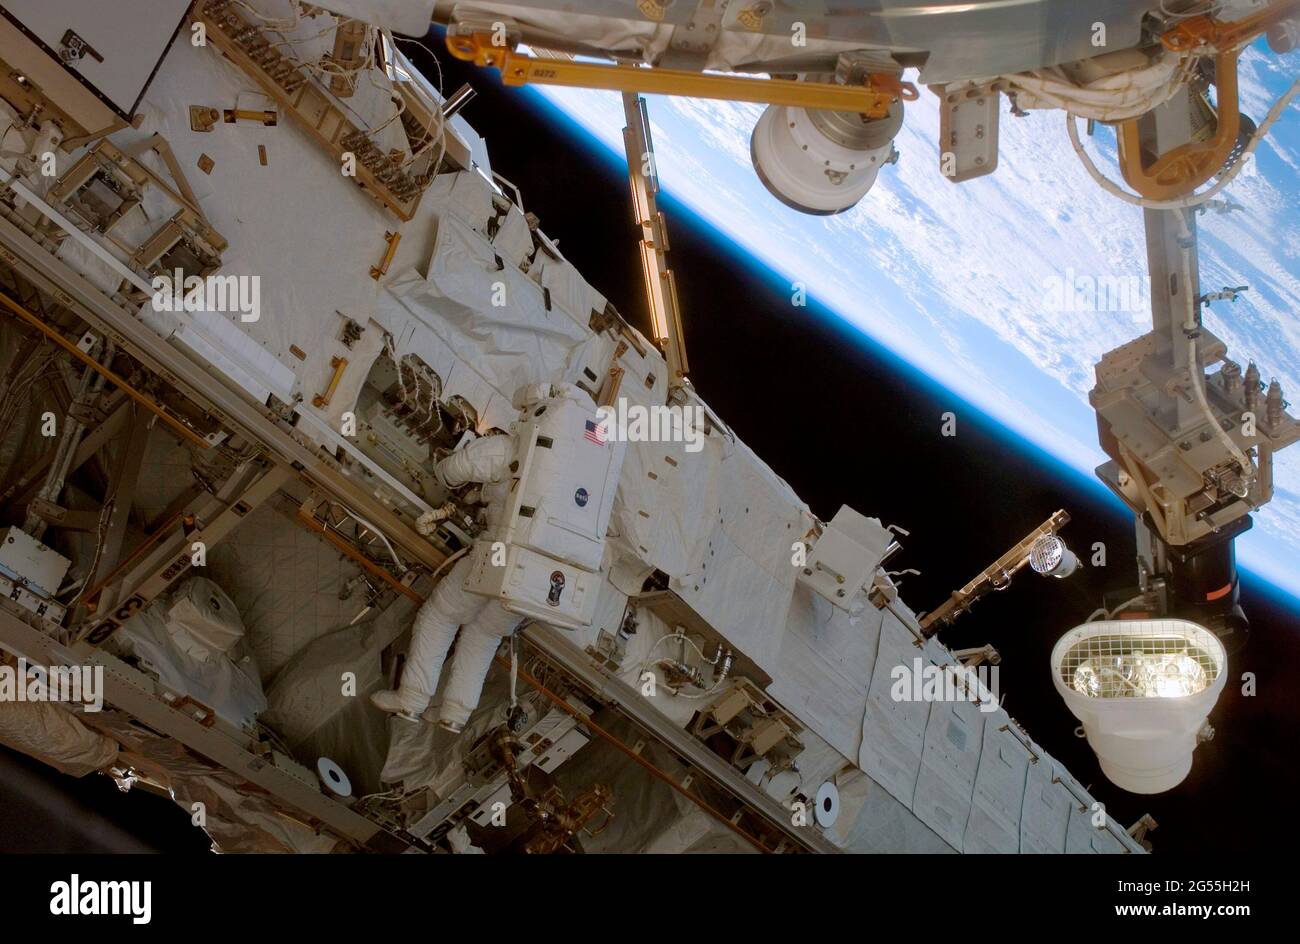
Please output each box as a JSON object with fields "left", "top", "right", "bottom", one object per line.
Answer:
{"left": 1051, "top": 619, "right": 1226, "bottom": 794}
{"left": 750, "top": 100, "right": 902, "bottom": 215}
{"left": 1029, "top": 534, "right": 1079, "bottom": 578}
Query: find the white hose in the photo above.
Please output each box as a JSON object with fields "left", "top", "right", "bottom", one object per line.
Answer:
{"left": 1003, "top": 50, "right": 1193, "bottom": 122}
{"left": 1065, "top": 71, "right": 1300, "bottom": 209}
{"left": 426, "top": 545, "right": 468, "bottom": 585}
{"left": 1172, "top": 210, "right": 1255, "bottom": 482}
{"left": 347, "top": 509, "right": 408, "bottom": 573}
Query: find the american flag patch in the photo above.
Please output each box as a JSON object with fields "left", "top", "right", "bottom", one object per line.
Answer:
{"left": 584, "top": 419, "right": 606, "bottom": 445}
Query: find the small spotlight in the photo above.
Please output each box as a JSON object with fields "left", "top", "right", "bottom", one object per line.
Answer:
{"left": 1029, "top": 533, "right": 1078, "bottom": 578}
{"left": 1051, "top": 619, "right": 1227, "bottom": 794}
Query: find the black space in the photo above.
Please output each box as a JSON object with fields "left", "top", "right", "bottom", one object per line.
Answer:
{"left": 2, "top": 36, "right": 1295, "bottom": 857}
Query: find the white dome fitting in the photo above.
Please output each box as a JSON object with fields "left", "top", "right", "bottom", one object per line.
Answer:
{"left": 750, "top": 100, "right": 901, "bottom": 215}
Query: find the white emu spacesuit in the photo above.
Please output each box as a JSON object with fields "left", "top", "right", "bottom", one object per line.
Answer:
{"left": 372, "top": 381, "right": 620, "bottom": 731}
{"left": 369, "top": 427, "right": 521, "bottom": 731}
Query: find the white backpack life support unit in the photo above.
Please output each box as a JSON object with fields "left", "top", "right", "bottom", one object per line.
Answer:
{"left": 462, "top": 390, "right": 625, "bottom": 629}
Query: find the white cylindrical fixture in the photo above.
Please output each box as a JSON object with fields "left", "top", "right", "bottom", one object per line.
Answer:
{"left": 814, "top": 780, "right": 840, "bottom": 828}
{"left": 1029, "top": 534, "right": 1079, "bottom": 578}
{"left": 1051, "top": 619, "right": 1227, "bottom": 794}
{"left": 750, "top": 99, "right": 902, "bottom": 215}
{"left": 317, "top": 756, "right": 353, "bottom": 799}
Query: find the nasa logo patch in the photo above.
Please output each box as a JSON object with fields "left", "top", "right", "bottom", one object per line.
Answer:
{"left": 574, "top": 487, "right": 589, "bottom": 507}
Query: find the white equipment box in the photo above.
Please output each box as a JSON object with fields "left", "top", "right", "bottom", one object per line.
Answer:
{"left": 463, "top": 395, "right": 625, "bottom": 630}
{"left": 463, "top": 541, "right": 603, "bottom": 630}
{"left": 0, "top": 526, "right": 71, "bottom": 599}
{"left": 797, "top": 506, "right": 895, "bottom": 611}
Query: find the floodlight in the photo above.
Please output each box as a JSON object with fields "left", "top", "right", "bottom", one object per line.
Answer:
{"left": 1051, "top": 619, "right": 1226, "bottom": 794}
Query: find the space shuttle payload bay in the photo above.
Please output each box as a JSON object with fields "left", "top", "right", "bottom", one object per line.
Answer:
{"left": 0, "top": 0, "right": 1295, "bottom": 853}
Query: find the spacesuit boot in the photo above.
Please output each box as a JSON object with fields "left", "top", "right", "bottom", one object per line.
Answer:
{"left": 368, "top": 688, "right": 421, "bottom": 722}
{"left": 370, "top": 556, "right": 486, "bottom": 720}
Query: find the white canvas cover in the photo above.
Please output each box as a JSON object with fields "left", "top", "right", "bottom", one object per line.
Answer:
{"left": 0, "top": 701, "right": 118, "bottom": 778}
{"left": 112, "top": 603, "right": 267, "bottom": 733}
{"left": 166, "top": 577, "right": 248, "bottom": 663}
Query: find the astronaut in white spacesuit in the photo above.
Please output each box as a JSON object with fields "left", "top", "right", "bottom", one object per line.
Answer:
{"left": 369, "top": 426, "right": 521, "bottom": 732}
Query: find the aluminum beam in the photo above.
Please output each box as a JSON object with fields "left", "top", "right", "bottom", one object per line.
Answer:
{"left": 0, "top": 210, "right": 444, "bottom": 572}
{"left": 520, "top": 623, "right": 842, "bottom": 854}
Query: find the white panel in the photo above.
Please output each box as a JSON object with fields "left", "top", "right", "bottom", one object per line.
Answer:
{"left": 1020, "top": 758, "right": 1072, "bottom": 853}
{"left": 1058, "top": 763, "right": 1132, "bottom": 854}
{"left": 1065, "top": 796, "right": 1103, "bottom": 853}
{"left": 914, "top": 694, "right": 984, "bottom": 851}
{"left": 963, "top": 723, "right": 1030, "bottom": 853}
{"left": 858, "top": 612, "right": 928, "bottom": 807}
{"left": 768, "top": 591, "right": 876, "bottom": 760}
{"left": 798, "top": 506, "right": 893, "bottom": 610}
{"left": 0, "top": 527, "right": 71, "bottom": 598}
{"left": 469, "top": 783, "right": 512, "bottom": 827}
{"left": 2, "top": 0, "right": 191, "bottom": 115}
{"left": 534, "top": 727, "right": 589, "bottom": 774}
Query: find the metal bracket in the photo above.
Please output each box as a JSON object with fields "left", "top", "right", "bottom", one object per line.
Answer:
{"left": 935, "top": 81, "right": 1001, "bottom": 183}
{"left": 58, "top": 29, "right": 104, "bottom": 66}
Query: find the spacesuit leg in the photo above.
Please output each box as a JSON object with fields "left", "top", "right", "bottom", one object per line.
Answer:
{"left": 371, "top": 556, "right": 486, "bottom": 717}
{"left": 436, "top": 602, "right": 522, "bottom": 731}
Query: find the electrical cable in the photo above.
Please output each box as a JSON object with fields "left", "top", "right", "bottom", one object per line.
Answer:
{"left": 1002, "top": 50, "right": 1196, "bottom": 122}
{"left": 230, "top": 0, "right": 302, "bottom": 32}
{"left": 345, "top": 507, "right": 408, "bottom": 573}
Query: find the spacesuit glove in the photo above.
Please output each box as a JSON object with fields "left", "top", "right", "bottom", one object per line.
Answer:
{"left": 416, "top": 502, "right": 457, "bottom": 536}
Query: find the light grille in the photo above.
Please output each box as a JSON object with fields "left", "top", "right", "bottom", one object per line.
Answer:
{"left": 1058, "top": 620, "right": 1221, "bottom": 699}
{"left": 1028, "top": 534, "right": 1064, "bottom": 575}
